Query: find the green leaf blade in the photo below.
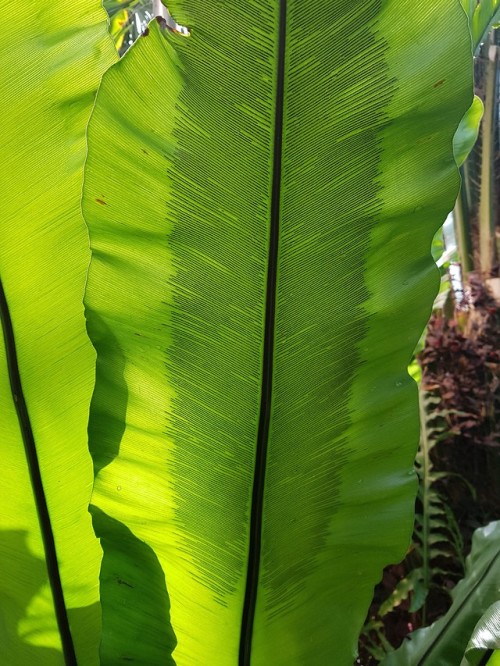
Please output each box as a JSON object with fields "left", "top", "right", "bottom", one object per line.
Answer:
{"left": 463, "top": 601, "right": 500, "bottom": 665}
{"left": 461, "top": 0, "right": 500, "bottom": 52}
{"left": 85, "top": 20, "right": 269, "bottom": 664}
{"left": 0, "top": 1, "right": 116, "bottom": 662}
{"left": 454, "top": 95, "right": 484, "bottom": 168}
{"left": 84, "top": 2, "right": 472, "bottom": 664}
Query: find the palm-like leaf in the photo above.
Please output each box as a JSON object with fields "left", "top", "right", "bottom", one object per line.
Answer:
{"left": 0, "top": 1, "right": 116, "bottom": 662}
{"left": 83, "top": 2, "right": 472, "bottom": 664}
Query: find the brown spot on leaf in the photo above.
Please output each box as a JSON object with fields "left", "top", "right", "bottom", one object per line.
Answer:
{"left": 142, "top": 149, "right": 149, "bottom": 155}
{"left": 117, "top": 578, "right": 134, "bottom": 588}
{"left": 142, "top": 27, "right": 150, "bottom": 37}
{"left": 433, "top": 79, "right": 445, "bottom": 88}
{"left": 96, "top": 198, "right": 107, "bottom": 206}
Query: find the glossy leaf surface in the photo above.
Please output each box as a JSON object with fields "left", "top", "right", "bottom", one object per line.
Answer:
{"left": 384, "top": 521, "right": 500, "bottom": 666}
{"left": 83, "top": 2, "right": 472, "bottom": 664}
{"left": 0, "top": 2, "right": 116, "bottom": 663}
{"left": 463, "top": 602, "right": 500, "bottom": 665}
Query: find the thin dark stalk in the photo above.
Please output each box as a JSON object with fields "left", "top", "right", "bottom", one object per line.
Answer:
{"left": 454, "top": 172, "right": 473, "bottom": 277}
{"left": 238, "top": 2, "right": 286, "bottom": 664}
{"left": 0, "top": 279, "right": 77, "bottom": 665}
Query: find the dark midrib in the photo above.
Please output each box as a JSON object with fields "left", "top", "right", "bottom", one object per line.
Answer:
{"left": 239, "top": 2, "right": 287, "bottom": 664}
{"left": 478, "top": 651, "right": 494, "bottom": 666}
{"left": 0, "top": 279, "right": 77, "bottom": 666}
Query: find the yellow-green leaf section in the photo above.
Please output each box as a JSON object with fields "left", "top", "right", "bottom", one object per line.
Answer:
{"left": 0, "top": 1, "right": 116, "bottom": 663}
{"left": 461, "top": 0, "right": 500, "bottom": 51}
{"left": 454, "top": 95, "right": 484, "bottom": 167}
{"left": 83, "top": 2, "right": 472, "bottom": 664}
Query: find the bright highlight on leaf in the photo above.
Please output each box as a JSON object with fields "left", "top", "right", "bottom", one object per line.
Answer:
{"left": 454, "top": 95, "right": 484, "bottom": 167}
{"left": 0, "top": 1, "right": 116, "bottom": 663}
{"left": 82, "top": 2, "right": 472, "bottom": 664}
{"left": 110, "top": 9, "right": 129, "bottom": 51}
{"left": 0, "top": 0, "right": 475, "bottom": 664}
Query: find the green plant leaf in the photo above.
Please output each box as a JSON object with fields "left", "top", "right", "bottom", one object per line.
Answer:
{"left": 383, "top": 521, "right": 500, "bottom": 666}
{"left": 83, "top": 2, "right": 472, "bottom": 663}
{"left": 462, "top": 602, "right": 500, "bottom": 665}
{"left": 454, "top": 95, "right": 484, "bottom": 167}
{"left": 461, "top": 0, "right": 500, "bottom": 52}
{"left": 461, "top": 0, "right": 475, "bottom": 21}
{"left": 0, "top": 2, "right": 116, "bottom": 663}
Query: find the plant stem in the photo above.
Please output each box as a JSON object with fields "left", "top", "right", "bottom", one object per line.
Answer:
{"left": 454, "top": 170, "right": 473, "bottom": 277}
{"left": 419, "top": 386, "right": 431, "bottom": 627}
{"left": 478, "top": 35, "right": 499, "bottom": 276}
